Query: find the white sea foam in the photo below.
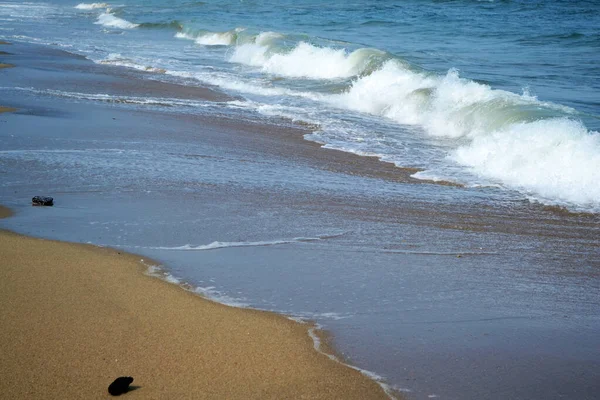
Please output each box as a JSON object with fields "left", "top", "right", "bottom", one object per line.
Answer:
{"left": 144, "top": 264, "right": 249, "bottom": 307}
{"left": 98, "top": 53, "right": 166, "bottom": 72}
{"left": 230, "top": 39, "right": 384, "bottom": 79}
{"left": 95, "top": 12, "right": 138, "bottom": 29}
{"left": 75, "top": 3, "right": 109, "bottom": 9}
{"left": 194, "top": 31, "right": 235, "bottom": 46}
{"left": 175, "top": 27, "right": 245, "bottom": 46}
{"left": 289, "top": 311, "right": 352, "bottom": 321}
{"left": 193, "top": 286, "right": 249, "bottom": 308}
{"left": 453, "top": 118, "right": 600, "bottom": 207}
{"left": 151, "top": 234, "right": 343, "bottom": 251}
{"left": 306, "top": 325, "right": 399, "bottom": 399}
{"left": 325, "top": 60, "right": 599, "bottom": 209}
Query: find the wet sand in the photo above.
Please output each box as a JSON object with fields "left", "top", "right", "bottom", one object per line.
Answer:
{"left": 0, "top": 205, "right": 13, "bottom": 218}
{"left": 0, "top": 208, "right": 390, "bottom": 400}
{"left": 0, "top": 40, "right": 12, "bottom": 69}
{"left": 0, "top": 42, "right": 16, "bottom": 114}
{"left": 0, "top": 106, "right": 16, "bottom": 113}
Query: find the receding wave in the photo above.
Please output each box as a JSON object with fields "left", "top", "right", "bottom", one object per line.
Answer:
{"left": 95, "top": 12, "right": 138, "bottom": 29}
{"left": 150, "top": 234, "right": 344, "bottom": 251}
{"left": 8, "top": 87, "right": 212, "bottom": 108}
{"left": 98, "top": 53, "right": 166, "bottom": 72}
{"left": 75, "top": 3, "right": 109, "bottom": 10}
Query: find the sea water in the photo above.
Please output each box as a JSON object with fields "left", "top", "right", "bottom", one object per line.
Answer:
{"left": 1, "top": 0, "right": 599, "bottom": 211}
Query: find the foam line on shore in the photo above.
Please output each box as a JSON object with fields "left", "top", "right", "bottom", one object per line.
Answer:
{"left": 306, "top": 326, "right": 401, "bottom": 399}
{"left": 144, "top": 263, "right": 251, "bottom": 308}
{"left": 143, "top": 233, "right": 346, "bottom": 251}
{"left": 142, "top": 260, "right": 399, "bottom": 399}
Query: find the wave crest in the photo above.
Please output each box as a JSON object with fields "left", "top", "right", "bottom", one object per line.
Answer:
{"left": 328, "top": 60, "right": 598, "bottom": 209}
{"left": 175, "top": 27, "right": 245, "bottom": 46}
{"left": 230, "top": 39, "right": 386, "bottom": 79}
{"left": 75, "top": 3, "right": 109, "bottom": 10}
{"left": 95, "top": 12, "right": 138, "bottom": 29}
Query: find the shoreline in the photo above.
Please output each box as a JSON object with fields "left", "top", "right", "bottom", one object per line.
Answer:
{"left": 1, "top": 38, "right": 456, "bottom": 188}
{"left": 0, "top": 206, "right": 395, "bottom": 399}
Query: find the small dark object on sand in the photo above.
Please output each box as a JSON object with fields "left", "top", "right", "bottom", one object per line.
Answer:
{"left": 108, "top": 377, "right": 134, "bottom": 396}
{"left": 32, "top": 196, "right": 53, "bottom": 206}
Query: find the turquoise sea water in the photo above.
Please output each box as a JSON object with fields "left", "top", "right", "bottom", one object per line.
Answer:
{"left": 1, "top": 0, "right": 599, "bottom": 211}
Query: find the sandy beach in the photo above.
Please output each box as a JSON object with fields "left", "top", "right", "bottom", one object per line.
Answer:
{"left": 0, "top": 206, "right": 390, "bottom": 399}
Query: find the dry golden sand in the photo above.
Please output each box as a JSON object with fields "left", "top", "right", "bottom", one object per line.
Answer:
{"left": 0, "top": 208, "right": 391, "bottom": 399}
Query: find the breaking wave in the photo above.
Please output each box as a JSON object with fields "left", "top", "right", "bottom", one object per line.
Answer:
{"left": 324, "top": 60, "right": 599, "bottom": 209}
{"left": 175, "top": 27, "right": 245, "bottom": 46}
{"left": 75, "top": 3, "right": 109, "bottom": 10}
{"left": 95, "top": 12, "right": 138, "bottom": 29}
{"left": 230, "top": 37, "right": 387, "bottom": 79}
{"left": 20, "top": 8, "right": 600, "bottom": 210}
{"left": 176, "top": 28, "right": 386, "bottom": 79}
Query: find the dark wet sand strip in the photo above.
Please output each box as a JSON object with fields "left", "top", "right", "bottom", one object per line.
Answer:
{"left": 0, "top": 41, "right": 15, "bottom": 108}
{"left": 0, "top": 106, "right": 16, "bottom": 113}
{"left": 0, "top": 205, "right": 13, "bottom": 218}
